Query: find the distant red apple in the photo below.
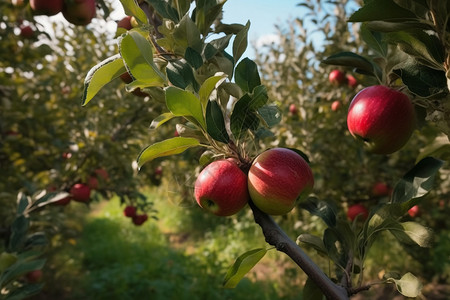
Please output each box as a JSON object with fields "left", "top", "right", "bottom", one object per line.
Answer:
{"left": 117, "top": 16, "right": 132, "bottom": 30}
{"left": 62, "top": 0, "right": 96, "bottom": 26}
{"left": 347, "top": 85, "right": 415, "bottom": 154}
{"left": 347, "top": 74, "right": 358, "bottom": 89}
{"left": 331, "top": 100, "right": 341, "bottom": 111}
{"left": 124, "top": 206, "right": 137, "bottom": 218}
{"left": 19, "top": 25, "right": 33, "bottom": 39}
{"left": 70, "top": 183, "right": 91, "bottom": 203}
{"left": 347, "top": 204, "right": 369, "bottom": 221}
{"left": 132, "top": 214, "right": 148, "bottom": 225}
{"left": 289, "top": 104, "right": 298, "bottom": 115}
{"left": 30, "top": 0, "right": 63, "bottom": 16}
{"left": 61, "top": 152, "right": 72, "bottom": 159}
{"left": 26, "top": 270, "right": 42, "bottom": 283}
{"left": 195, "top": 159, "right": 249, "bottom": 216}
{"left": 154, "top": 166, "right": 163, "bottom": 176}
{"left": 53, "top": 194, "right": 71, "bottom": 206}
{"left": 408, "top": 205, "right": 420, "bottom": 217}
{"left": 88, "top": 168, "right": 109, "bottom": 189}
{"left": 248, "top": 148, "right": 314, "bottom": 215}
{"left": 371, "top": 182, "right": 391, "bottom": 197}
{"left": 328, "top": 70, "right": 347, "bottom": 86}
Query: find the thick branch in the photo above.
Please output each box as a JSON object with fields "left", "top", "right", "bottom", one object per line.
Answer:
{"left": 249, "top": 201, "right": 348, "bottom": 300}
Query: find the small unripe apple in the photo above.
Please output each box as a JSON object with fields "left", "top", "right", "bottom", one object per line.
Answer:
{"left": 124, "top": 206, "right": 137, "bottom": 218}
{"left": 19, "top": 25, "right": 33, "bottom": 39}
{"left": 347, "top": 74, "right": 358, "bottom": 89}
{"left": 289, "top": 104, "right": 298, "bottom": 115}
{"left": 347, "top": 85, "right": 415, "bottom": 154}
{"left": 347, "top": 204, "right": 369, "bottom": 221}
{"left": 331, "top": 100, "right": 341, "bottom": 111}
{"left": 30, "top": 0, "right": 63, "bottom": 16}
{"left": 117, "top": 16, "right": 132, "bottom": 30}
{"left": 371, "top": 182, "right": 391, "bottom": 197}
{"left": 328, "top": 69, "right": 347, "bottom": 86}
{"left": 408, "top": 205, "right": 420, "bottom": 217}
{"left": 248, "top": 148, "right": 314, "bottom": 215}
{"left": 194, "top": 159, "right": 249, "bottom": 216}
{"left": 70, "top": 183, "right": 91, "bottom": 203}
{"left": 132, "top": 214, "right": 148, "bottom": 225}
{"left": 62, "top": 0, "right": 96, "bottom": 26}
{"left": 25, "top": 270, "right": 42, "bottom": 283}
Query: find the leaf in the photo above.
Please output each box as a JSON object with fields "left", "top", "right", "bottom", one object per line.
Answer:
{"left": 389, "top": 221, "right": 433, "bottom": 247}
{"left": 149, "top": 112, "right": 176, "bottom": 130}
{"left": 257, "top": 105, "right": 281, "bottom": 128}
{"left": 24, "top": 232, "right": 48, "bottom": 249}
{"left": 386, "top": 272, "right": 423, "bottom": 297}
{"left": 30, "top": 191, "right": 70, "bottom": 208}
{"left": 16, "top": 192, "right": 30, "bottom": 215}
{"left": 366, "top": 20, "right": 434, "bottom": 33}
{"left": 235, "top": 58, "right": 261, "bottom": 93}
{"left": 233, "top": 20, "right": 250, "bottom": 63}
{"left": 0, "top": 258, "right": 46, "bottom": 287}
{"left": 392, "top": 157, "right": 443, "bottom": 204}
{"left": 348, "top": 0, "right": 417, "bottom": 22}
{"left": 249, "top": 85, "right": 268, "bottom": 109}
{"left": 4, "top": 283, "right": 44, "bottom": 300}
{"left": 299, "top": 197, "right": 336, "bottom": 227}
{"left": 82, "top": 54, "right": 126, "bottom": 106}
{"left": 303, "top": 277, "right": 325, "bottom": 300}
{"left": 322, "top": 52, "right": 380, "bottom": 78}
{"left": 416, "top": 135, "right": 450, "bottom": 162}
{"left": 360, "top": 23, "right": 387, "bottom": 57}
{"left": 146, "top": 0, "right": 179, "bottom": 22}
{"left": 223, "top": 248, "right": 267, "bottom": 288}
{"left": 296, "top": 233, "right": 327, "bottom": 255}
{"left": 166, "top": 58, "right": 199, "bottom": 90}
{"left": 206, "top": 100, "right": 229, "bottom": 143}
{"left": 230, "top": 94, "right": 260, "bottom": 139}
{"left": 8, "top": 215, "right": 29, "bottom": 252}
{"left": 185, "top": 47, "right": 203, "bottom": 69}
{"left": 137, "top": 137, "right": 201, "bottom": 169}
{"left": 194, "top": 0, "right": 227, "bottom": 36}
{"left": 119, "top": 0, "right": 148, "bottom": 24}
{"left": 199, "top": 73, "right": 228, "bottom": 109}
{"left": 165, "top": 86, "right": 206, "bottom": 129}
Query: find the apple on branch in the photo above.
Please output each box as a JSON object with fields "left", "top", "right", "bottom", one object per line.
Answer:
{"left": 30, "top": 0, "right": 63, "bottom": 16}
{"left": 248, "top": 148, "right": 314, "bottom": 215}
{"left": 62, "top": 0, "right": 96, "bottom": 26}
{"left": 328, "top": 69, "right": 347, "bottom": 86}
{"left": 70, "top": 183, "right": 91, "bottom": 203}
{"left": 347, "top": 204, "right": 369, "bottom": 221}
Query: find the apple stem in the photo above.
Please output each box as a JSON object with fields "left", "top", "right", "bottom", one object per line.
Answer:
{"left": 249, "top": 201, "right": 349, "bottom": 300}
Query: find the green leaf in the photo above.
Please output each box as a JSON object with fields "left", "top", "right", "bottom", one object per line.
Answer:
{"left": 185, "top": 47, "right": 203, "bottom": 69}
{"left": 137, "top": 137, "right": 201, "bottom": 169}
{"left": 366, "top": 20, "right": 434, "bottom": 33}
{"left": 257, "top": 105, "right": 281, "bottom": 128}
{"left": 146, "top": 0, "right": 179, "bottom": 22}
{"left": 165, "top": 86, "right": 206, "bottom": 129}
{"left": 82, "top": 54, "right": 126, "bottom": 106}
{"left": 8, "top": 215, "right": 29, "bottom": 252}
{"left": 235, "top": 58, "right": 261, "bottom": 93}
{"left": 119, "top": 0, "right": 148, "bottom": 24}
{"left": 223, "top": 248, "right": 267, "bottom": 288}
{"left": 230, "top": 94, "right": 260, "bottom": 139}
{"left": 322, "top": 52, "right": 380, "bottom": 78}
{"left": 119, "top": 32, "right": 166, "bottom": 88}
{"left": 233, "top": 20, "right": 250, "bottom": 63}
{"left": 249, "top": 85, "right": 268, "bottom": 109}
{"left": 303, "top": 277, "right": 326, "bottom": 300}
{"left": 194, "top": 0, "right": 227, "bottom": 36}
{"left": 296, "top": 233, "right": 327, "bottom": 256}
{"left": 24, "top": 232, "right": 48, "bottom": 249}
{"left": 0, "top": 258, "right": 46, "bottom": 288}
{"left": 416, "top": 135, "right": 450, "bottom": 162}
{"left": 386, "top": 272, "right": 422, "bottom": 297}
{"left": 4, "top": 283, "right": 44, "bottom": 300}
{"left": 360, "top": 23, "right": 387, "bottom": 57}
{"left": 16, "top": 192, "right": 30, "bottom": 215}
{"left": 149, "top": 112, "right": 176, "bottom": 130}
{"left": 389, "top": 221, "right": 433, "bottom": 247}
{"left": 323, "top": 228, "right": 347, "bottom": 267}
{"left": 349, "top": 0, "right": 417, "bottom": 22}
{"left": 206, "top": 100, "right": 229, "bottom": 143}
{"left": 299, "top": 197, "right": 336, "bottom": 227}
{"left": 30, "top": 191, "right": 70, "bottom": 208}
{"left": 199, "top": 73, "right": 228, "bottom": 109}
{"left": 166, "top": 59, "right": 199, "bottom": 90}
{"left": 392, "top": 157, "right": 443, "bottom": 204}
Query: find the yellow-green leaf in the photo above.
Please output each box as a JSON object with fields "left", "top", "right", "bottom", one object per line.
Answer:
{"left": 165, "top": 86, "right": 206, "bottom": 129}
{"left": 223, "top": 248, "right": 267, "bottom": 288}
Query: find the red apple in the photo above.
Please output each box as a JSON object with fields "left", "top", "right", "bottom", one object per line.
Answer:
{"left": 347, "top": 204, "right": 369, "bottom": 221}
{"left": 194, "top": 159, "right": 249, "bottom": 216}
{"left": 132, "top": 214, "right": 148, "bottom": 225}
{"left": 87, "top": 176, "right": 99, "bottom": 189}
{"left": 30, "top": 0, "right": 63, "bottom": 16}
{"left": 408, "top": 205, "right": 420, "bottom": 217}
{"left": 62, "top": 0, "right": 96, "bottom": 26}
{"left": 26, "top": 270, "right": 42, "bottom": 283}
{"left": 154, "top": 166, "right": 163, "bottom": 176}
{"left": 124, "top": 206, "right": 137, "bottom": 218}
{"left": 119, "top": 72, "right": 148, "bottom": 97}
{"left": 328, "top": 69, "right": 347, "bottom": 86}
{"left": 88, "top": 168, "right": 109, "bottom": 189}
{"left": 371, "top": 182, "right": 391, "bottom": 197}
{"left": 347, "top": 85, "right": 415, "bottom": 154}
{"left": 117, "top": 16, "right": 132, "bottom": 30}
{"left": 331, "top": 100, "right": 341, "bottom": 111}
{"left": 347, "top": 74, "right": 358, "bottom": 89}
{"left": 289, "top": 104, "right": 298, "bottom": 115}
{"left": 70, "top": 183, "right": 91, "bottom": 203}
{"left": 19, "top": 25, "right": 33, "bottom": 39}
{"left": 248, "top": 148, "right": 314, "bottom": 215}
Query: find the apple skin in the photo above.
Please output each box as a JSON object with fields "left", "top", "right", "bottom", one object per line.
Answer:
{"left": 132, "top": 214, "right": 148, "bottom": 225}
{"left": 117, "top": 16, "right": 132, "bottom": 30}
{"left": 328, "top": 70, "right": 347, "bottom": 86}
{"left": 371, "top": 182, "right": 391, "bottom": 197}
{"left": 26, "top": 270, "right": 42, "bottom": 283}
{"left": 19, "top": 25, "right": 33, "bottom": 39}
{"left": 30, "top": 0, "right": 63, "bottom": 16}
{"left": 347, "top": 85, "right": 415, "bottom": 155}
{"left": 248, "top": 148, "right": 314, "bottom": 215}
{"left": 194, "top": 159, "right": 249, "bottom": 216}
{"left": 70, "top": 183, "right": 91, "bottom": 203}
{"left": 347, "top": 204, "right": 369, "bottom": 221}
{"left": 331, "top": 100, "right": 341, "bottom": 111}
{"left": 289, "top": 104, "right": 298, "bottom": 115}
{"left": 408, "top": 205, "right": 420, "bottom": 217}
{"left": 124, "top": 206, "right": 137, "bottom": 218}
{"left": 62, "top": 0, "right": 96, "bottom": 26}
{"left": 347, "top": 74, "right": 358, "bottom": 89}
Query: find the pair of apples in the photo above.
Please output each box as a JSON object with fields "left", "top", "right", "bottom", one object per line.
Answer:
{"left": 194, "top": 148, "right": 314, "bottom": 216}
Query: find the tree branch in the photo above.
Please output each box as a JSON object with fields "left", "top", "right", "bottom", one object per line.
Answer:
{"left": 249, "top": 201, "right": 349, "bottom": 300}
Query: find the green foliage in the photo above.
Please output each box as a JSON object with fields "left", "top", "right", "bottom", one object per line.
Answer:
{"left": 223, "top": 248, "right": 268, "bottom": 288}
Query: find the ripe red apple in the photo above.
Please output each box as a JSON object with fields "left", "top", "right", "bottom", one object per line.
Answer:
{"left": 124, "top": 206, "right": 137, "bottom": 218}
{"left": 62, "top": 0, "right": 96, "bottom": 26}
{"left": 331, "top": 100, "right": 341, "bottom": 111}
{"left": 347, "top": 85, "right": 415, "bottom": 154}
{"left": 88, "top": 168, "right": 109, "bottom": 189}
{"left": 371, "top": 182, "right": 391, "bottom": 197}
{"left": 347, "top": 74, "right": 358, "bottom": 89}
{"left": 248, "top": 148, "right": 314, "bottom": 215}
{"left": 117, "top": 16, "right": 132, "bottom": 30}
{"left": 194, "top": 159, "right": 249, "bottom": 216}
{"left": 328, "top": 69, "right": 347, "bottom": 86}
{"left": 19, "top": 25, "right": 33, "bottom": 39}
{"left": 347, "top": 204, "right": 369, "bottom": 221}
{"left": 87, "top": 176, "right": 99, "bottom": 189}
{"left": 30, "top": 0, "right": 63, "bottom": 16}
{"left": 289, "top": 104, "right": 298, "bottom": 115}
{"left": 25, "top": 270, "right": 42, "bottom": 283}
{"left": 132, "top": 214, "right": 148, "bottom": 225}
{"left": 408, "top": 205, "right": 420, "bottom": 217}
{"left": 70, "top": 183, "right": 91, "bottom": 203}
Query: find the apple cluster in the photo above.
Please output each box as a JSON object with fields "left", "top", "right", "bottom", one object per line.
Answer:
{"left": 123, "top": 205, "right": 148, "bottom": 226}
{"left": 328, "top": 69, "right": 358, "bottom": 89}
{"left": 194, "top": 148, "right": 315, "bottom": 217}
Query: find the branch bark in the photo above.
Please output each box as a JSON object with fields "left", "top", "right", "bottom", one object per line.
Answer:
{"left": 249, "top": 201, "right": 349, "bottom": 300}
